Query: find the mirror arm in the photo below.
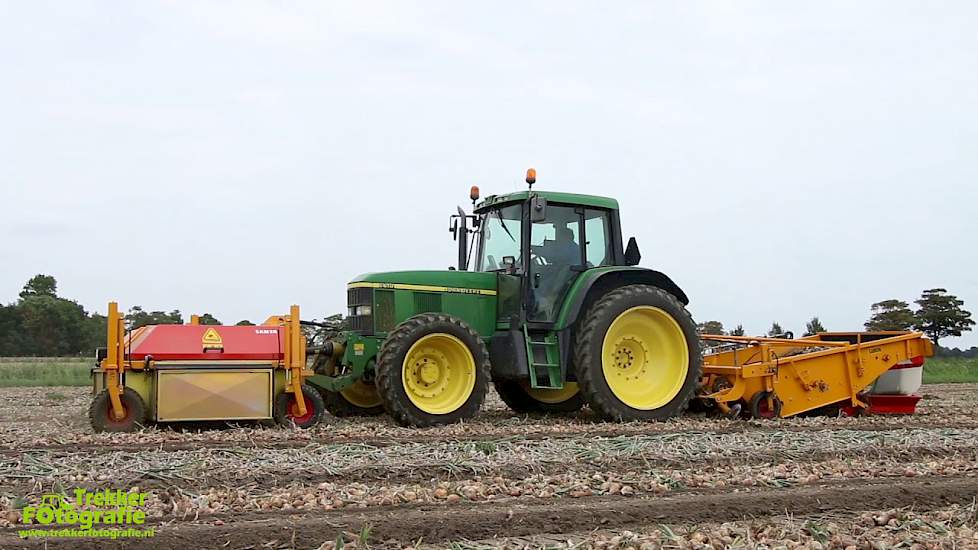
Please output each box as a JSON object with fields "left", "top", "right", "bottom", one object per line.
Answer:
{"left": 456, "top": 206, "right": 468, "bottom": 271}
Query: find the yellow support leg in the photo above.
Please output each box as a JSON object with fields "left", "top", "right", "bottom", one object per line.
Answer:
{"left": 105, "top": 303, "right": 126, "bottom": 421}
{"left": 288, "top": 305, "right": 307, "bottom": 417}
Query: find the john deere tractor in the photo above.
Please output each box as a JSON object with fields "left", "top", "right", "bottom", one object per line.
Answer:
{"left": 307, "top": 169, "right": 702, "bottom": 426}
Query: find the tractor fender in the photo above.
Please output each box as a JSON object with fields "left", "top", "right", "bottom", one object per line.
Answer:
{"left": 554, "top": 267, "right": 689, "bottom": 331}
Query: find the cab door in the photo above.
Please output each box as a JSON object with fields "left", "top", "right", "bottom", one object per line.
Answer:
{"left": 526, "top": 205, "right": 585, "bottom": 322}
{"left": 526, "top": 206, "right": 615, "bottom": 323}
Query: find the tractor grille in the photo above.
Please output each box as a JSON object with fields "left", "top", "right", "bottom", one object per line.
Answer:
{"left": 413, "top": 292, "right": 442, "bottom": 313}
{"left": 347, "top": 287, "right": 374, "bottom": 335}
{"left": 375, "top": 290, "right": 396, "bottom": 332}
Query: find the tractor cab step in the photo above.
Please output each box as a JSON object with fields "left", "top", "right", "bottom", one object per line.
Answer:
{"left": 523, "top": 326, "right": 563, "bottom": 389}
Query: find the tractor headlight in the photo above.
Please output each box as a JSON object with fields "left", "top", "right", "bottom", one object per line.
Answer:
{"left": 349, "top": 305, "right": 372, "bottom": 316}
{"left": 347, "top": 286, "right": 375, "bottom": 335}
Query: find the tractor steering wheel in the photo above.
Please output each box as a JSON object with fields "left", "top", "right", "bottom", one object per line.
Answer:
{"left": 528, "top": 245, "right": 549, "bottom": 267}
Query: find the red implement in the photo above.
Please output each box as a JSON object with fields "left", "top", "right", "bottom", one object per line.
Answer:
{"left": 124, "top": 325, "right": 284, "bottom": 361}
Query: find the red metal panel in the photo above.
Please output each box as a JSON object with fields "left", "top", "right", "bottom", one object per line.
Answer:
{"left": 866, "top": 394, "right": 921, "bottom": 415}
{"left": 124, "top": 325, "right": 284, "bottom": 361}
{"left": 840, "top": 394, "right": 922, "bottom": 416}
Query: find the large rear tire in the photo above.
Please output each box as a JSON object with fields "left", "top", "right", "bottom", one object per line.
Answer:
{"left": 575, "top": 284, "right": 702, "bottom": 421}
{"left": 376, "top": 313, "right": 490, "bottom": 427}
{"left": 494, "top": 380, "right": 584, "bottom": 414}
{"left": 89, "top": 388, "right": 148, "bottom": 433}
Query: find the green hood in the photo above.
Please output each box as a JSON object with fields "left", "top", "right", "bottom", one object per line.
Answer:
{"left": 349, "top": 270, "right": 497, "bottom": 293}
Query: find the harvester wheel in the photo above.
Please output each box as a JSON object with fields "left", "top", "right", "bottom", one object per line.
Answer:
{"left": 575, "top": 284, "right": 702, "bottom": 421}
{"left": 493, "top": 380, "right": 584, "bottom": 414}
{"left": 376, "top": 313, "right": 490, "bottom": 427}
{"left": 274, "top": 384, "right": 325, "bottom": 429}
{"left": 89, "top": 388, "right": 148, "bottom": 433}
{"left": 749, "top": 391, "right": 783, "bottom": 420}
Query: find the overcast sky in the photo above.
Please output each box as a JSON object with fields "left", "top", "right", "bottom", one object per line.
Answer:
{"left": 1, "top": 1, "right": 976, "bottom": 347}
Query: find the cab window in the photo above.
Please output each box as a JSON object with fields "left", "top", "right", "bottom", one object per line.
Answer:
{"left": 584, "top": 209, "right": 613, "bottom": 266}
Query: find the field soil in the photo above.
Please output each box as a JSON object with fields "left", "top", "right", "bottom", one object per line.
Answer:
{"left": 1, "top": 384, "right": 977, "bottom": 548}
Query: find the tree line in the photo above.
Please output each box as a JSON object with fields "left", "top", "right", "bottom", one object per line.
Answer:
{"left": 696, "top": 288, "right": 974, "bottom": 348}
{"left": 0, "top": 275, "right": 244, "bottom": 357}
{"left": 1, "top": 275, "right": 974, "bottom": 357}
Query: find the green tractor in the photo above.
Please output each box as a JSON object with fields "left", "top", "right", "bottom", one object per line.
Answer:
{"left": 307, "top": 169, "right": 702, "bottom": 426}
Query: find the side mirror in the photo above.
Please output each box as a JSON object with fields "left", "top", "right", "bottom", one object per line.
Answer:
{"left": 449, "top": 218, "right": 458, "bottom": 241}
{"left": 624, "top": 237, "right": 641, "bottom": 266}
{"left": 530, "top": 195, "right": 547, "bottom": 222}
{"left": 501, "top": 256, "right": 516, "bottom": 269}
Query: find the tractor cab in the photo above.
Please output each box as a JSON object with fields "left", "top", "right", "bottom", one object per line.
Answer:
{"left": 462, "top": 171, "right": 630, "bottom": 325}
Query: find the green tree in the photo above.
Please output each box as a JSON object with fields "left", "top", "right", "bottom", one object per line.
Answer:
{"left": 865, "top": 299, "right": 916, "bottom": 331}
{"left": 235, "top": 320, "right": 255, "bottom": 326}
{"left": 303, "top": 313, "right": 347, "bottom": 345}
{"left": 804, "top": 316, "right": 826, "bottom": 337}
{"left": 18, "top": 295, "right": 88, "bottom": 356}
{"left": 198, "top": 313, "right": 221, "bottom": 326}
{"left": 696, "top": 320, "right": 724, "bottom": 335}
{"left": 768, "top": 322, "right": 785, "bottom": 337}
{"left": 1, "top": 276, "right": 116, "bottom": 356}
{"left": 913, "top": 288, "right": 975, "bottom": 347}
{"left": 729, "top": 324, "right": 745, "bottom": 336}
{"left": 84, "top": 313, "right": 107, "bottom": 351}
{"left": 126, "top": 306, "right": 184, "bottom": 329}
{"left": 0, "top": 304, "right": 26, "bottom": 355}
{"left": 19, "top": 274, "right": 58, "bottom": 299}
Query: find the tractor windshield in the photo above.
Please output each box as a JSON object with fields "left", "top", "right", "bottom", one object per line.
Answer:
{"left": 475, "top": 204, "right": 522, "bottom": 271}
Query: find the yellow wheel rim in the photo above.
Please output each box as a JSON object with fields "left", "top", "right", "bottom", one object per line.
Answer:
{"left": 521, "top": 381, "right": 580, "bottom": 404}
{"left": 601, "top": 306, "right": 689, "bottom": 410}
{"left": 340, "top": 379, "right": 382, "bottom": 409}
{"left": 402, "top": 333, "right": 476, "bottom": 415}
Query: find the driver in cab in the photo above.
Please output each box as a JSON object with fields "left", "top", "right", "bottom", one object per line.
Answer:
{"left": 541, "top": 226, "right": 580, "bottom": 266}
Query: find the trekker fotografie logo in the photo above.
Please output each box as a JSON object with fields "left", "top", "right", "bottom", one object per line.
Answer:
{"left": 17, "top": 488, "right": 155, "bottom": 540}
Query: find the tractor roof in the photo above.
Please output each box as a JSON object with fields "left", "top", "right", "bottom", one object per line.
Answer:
{"left": 474, "top": 190, "right": 618, "bottom": 213}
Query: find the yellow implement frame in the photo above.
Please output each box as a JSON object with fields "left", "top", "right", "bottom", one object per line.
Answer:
{"left": 699, "top": 332, "right": 933, "bottom": 418}
{"left": 100, "top": 302, "right": 309, "bottom": 421}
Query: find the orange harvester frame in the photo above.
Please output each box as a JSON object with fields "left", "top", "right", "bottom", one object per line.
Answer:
{"left": 100, "top": 302, "right": 310, "bottom": 421}
{"left": 699, "top": 331, "right": 934, "bottom": 418}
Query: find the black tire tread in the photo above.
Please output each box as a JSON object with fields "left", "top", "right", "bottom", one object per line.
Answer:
{"left": 376, "top": 313, "right": 490, "bottom": 427}
{"left": 321, "top": 387, "right": 385, "bottom": 417}
{"left": 493, "top": 379, "right": 585, "bottom": 414}
{"left": 273, "top": 384, "right": 326, "bottom": 428}
{"left": 89, "top": 388, "right": 148, "bottom": 433}
{"left": 575, "top": 284, "right": 702, "bottom": 421}
{"left": 749, "top": 390, "right": 783, "bottom": 419}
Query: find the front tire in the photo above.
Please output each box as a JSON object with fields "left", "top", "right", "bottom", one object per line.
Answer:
{"left": 575, "top": 284, "right": 702, "bottom": 421}
{"left": 376, "top": 313, "right": 490, "bottom": 427}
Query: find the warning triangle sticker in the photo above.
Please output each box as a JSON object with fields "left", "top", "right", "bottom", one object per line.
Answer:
{"left": 202, "top": 328, "right": 223, "bottom": 348}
